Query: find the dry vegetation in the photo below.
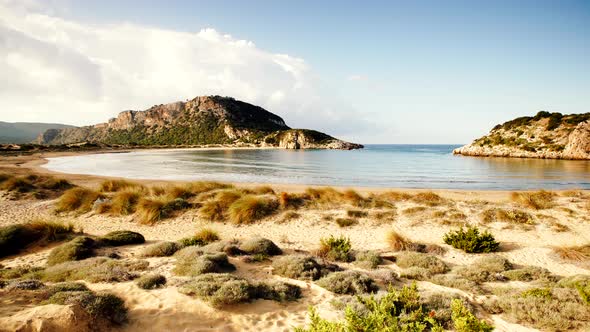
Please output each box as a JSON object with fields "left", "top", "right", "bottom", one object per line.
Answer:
{"left": 511, "top": 190, "right": 556, "bottom": 210}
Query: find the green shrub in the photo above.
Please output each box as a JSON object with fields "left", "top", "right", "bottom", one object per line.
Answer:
{"left": 140, "top": 241, "right": 182, "bottom": 257}
{"left": 239, "top": 237, "right": 282, "bottom": 256}
{"left": 443, "top": 226, "right": 499, "bottom": 253}
{"left": 99, "top": 230, "right": 145, "bottom": 246}
{"left": 135, "top": 274, "right": 166, "bottom": 289}
{"left": 294, "top": 284, "right": 443, "bottom": 331}
{"left": 317, "top": 235, "right": 352, "bottom": 262}
{"left": 396, "top": 252, "right": 448, "bottom": 277}
{"left": 316, "top": 271, "right": 378, "bottom": 295}
{"left": 0, "top": 220, "right": 75, "bottom": 258}
{"left": 504, "top": 266, "right": 558, "bottom": 282}
{"left": 0, "top": 265, "right": 44, "bottom": 280}
{"left": 353, "top": 251, "right": 382, "bottom": 269}
{"left": 272, "top": 255, "right": 323, "bottom": 280}
{"left": 227, "top": 195, "right": 278, "bottom": 224}
{"left": 174, "top": 252, "right": 235, "bottom": 276}
{"left": 451, "top": 299, "right": 493, "bottom": 332}
{"left": 47, "top": 291, "right": 128, "bottom": 325}
{"left": 47, "top": 236, "right": 95, "bottom": 266}
{"left": 254, "top": 281, "right": 302, "bottom": 302}
{"left": 179, "top": 273, "right": 254, "bottom": 307}
{"left": 456, "top": 255, "right": 512, "bottom": 283}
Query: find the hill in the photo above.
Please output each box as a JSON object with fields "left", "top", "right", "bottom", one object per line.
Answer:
{"left": 36, "top": 96, "right": 362, "bottom": 150}
{"left": 453, "top": 111, "right": 590, "bottom": 159}
{"left": 0, "top": 122, "right": 75, "bottom": 144}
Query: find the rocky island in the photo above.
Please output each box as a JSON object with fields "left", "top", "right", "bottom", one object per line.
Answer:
{"left": 454, "top": 111, "right": 590, "bottom": 160}
{"left": 34, "top": 96, "right": 362, "bottom": 150}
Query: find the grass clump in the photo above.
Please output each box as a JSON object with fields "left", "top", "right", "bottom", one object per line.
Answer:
{"left": 429, "top": 275, "right": 483, "bottom": 294}
{"left": 254, "top": 281, "right": 301, "bottom": 302}
{"left": 481, "top": 208, "right": 534, "bottom": 227}
{"left": 346, "top": 210, "right": 368, "bottom": 218}
{"left": 272, "top": 255, "right": 323, "bottom": 280}
{"left": 45, "top": 282, "right": 89, "bottom": 296}
{"left": 386, "top": 230, "right": 416, "bottom": 252}
{"left": 412, "top": 191, "right": 446, "bottom": 206}
{"left": 278, "top": 192, "right": 307, "bottom": 209}
{"left": 140, "top": 241, "right": 182, "bottom": 257}
{"left": 174, "top": 252, "right": 235, "bottom": 276}
{"left": 353, "top": 251, "right": 383, "bottom": 269}
{"left": 179, "top": 228, "right": 220, "bottom": 247}
{"left": 239, "top": 237, "right": 282, "bottom": 256}
{"left": 396, "top": 252, "right": 448, "bottom": 278}
{"left": 199, "top": 189, "right": 243, "bottom": 221}
{"left": 228, "top": 195, "right": 278, "bottom": 224}
{"left": 317, "top": 271, "right": 378, "bottom": 295}
{"left": 41, "top": 257, "right": 148, "bottom": 282}
{"left": 135, "top": 273, "right": 166, "bottom": 289}
{"left": 0, "top": 220, "right": 75, "bottom": 258}
{"left": 503, "top": 266, "right": 558, "bottom": 282}
{"left": 47, "top": 236, "right": 95, "bottom": 266}
{"left": 5, "top": 279, "right": 45, "bottom": 290}
{"left": 136, "top": 196, "right": 190, "bottom": 224}
{"left": 99, "top": 230, "right": 145, "bottom": 246}
{"left": 108, "top": 189, "right": 143, "bottom": 215}
{"left": 553, "top": 244, "right": 590, "bottom": 262}
{"left": 295, "top": 284, "right": 449, "bottom": 332}
{"left": 47, "top": 290, "right": 128, "bottom": 326}
{"left": 443, "top": 226, "right": 499, "bottom": 253}
{"left": 317, "top": 235, "right": 352, "bottom": 262}
{"left": 336, "top": 218, "right": 358, "bottom": 227}
{"left": 511, "top": 190, "right": 556, "bottom": 210}
{"left": 99, "top": 179, "right": 141, "bottom": 192}
{"left": 55, "top": 187, "right": 102, "bottom": 213}
{"left": 456, "top": 255, "right": 512, "bottom": 283}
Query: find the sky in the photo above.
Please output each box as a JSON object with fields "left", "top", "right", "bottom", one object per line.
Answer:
{"left": 0, "top": 0, "right": 589, "bottom": 144}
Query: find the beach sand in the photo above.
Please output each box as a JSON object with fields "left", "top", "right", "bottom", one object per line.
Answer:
{"left": 0, "top": 151, "right": 589, "bottom": 332}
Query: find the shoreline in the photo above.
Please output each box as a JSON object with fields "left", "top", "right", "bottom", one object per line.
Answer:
{"left": 1, "top": 149, "right": 588, "bottom": 203}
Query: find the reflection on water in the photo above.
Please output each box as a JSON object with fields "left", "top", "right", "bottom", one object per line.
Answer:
{"left": 43, "top": 145, "right": 590, "bottom": 190}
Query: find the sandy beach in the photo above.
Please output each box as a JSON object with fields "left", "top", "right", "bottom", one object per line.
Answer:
{"left": 0, "top": 151, "right": 589, "bottom": 332}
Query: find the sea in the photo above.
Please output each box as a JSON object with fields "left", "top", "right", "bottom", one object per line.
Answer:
{"left": 43, "top": 145, "right": 590, "bottom": 190}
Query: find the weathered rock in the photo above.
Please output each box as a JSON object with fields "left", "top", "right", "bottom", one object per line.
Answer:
{"left": 0, "top": 304, "right": 92, "bottom": 332}
{"left": 454, "top": 112, "right": 590, "bottom": 160}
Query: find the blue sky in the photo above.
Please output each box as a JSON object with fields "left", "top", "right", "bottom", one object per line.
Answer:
{"left": 1, "top": 0, "right": 589, "bottom": 143}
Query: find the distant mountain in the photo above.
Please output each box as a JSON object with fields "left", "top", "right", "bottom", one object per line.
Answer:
{"left": 0, "top": 122, "right": 75, "bottom": 144}
{"left": 36, "top": 95, "right": 363, "bottom": 150}
{"left": 454, "top": 111, "right": 590, "bottom": 159}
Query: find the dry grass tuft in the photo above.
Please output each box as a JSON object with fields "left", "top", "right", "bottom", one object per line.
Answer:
{"left": 109, "top": 188, "right": 144, "bottom": 215}
{"left": 199, "top": 189, "right": 242, "bottom": 221}
{"left": 278, "top": 192, "right": 307, "bottom": 209}
{"left": 179, "top": 228, "right": 220, "bottom": 247}
{"left": 99, "top": 179, "right": 142, "bottom": 192}
{"left": 55, "top": 187, "right": 102, "bottom": 213}
{"left": 412, "top": 192, "right": 445, "bottom": 206}
{"left": 511, "top": 190, "right": 556, "bottom": 210}
{"left": 136, "top": 196, "right": 190, "bottom": 224}
{"left": 396, "top": 251, "right": 448, "bottom": 277}
{"left": 342, "top": 189, "right": 367, "bottom": 206}
{"left": 346, "top": 209, "right": 368, "bottom": 218}
{"left": 228, "top": 195, "right": 278, "bottom": 224}
{"left": 336, "top": 218, "right": 358, "bottom": 227}
{"left": 553, "top": 244, "right": 590, "bottom": 262}
{"left": 247, "top": 186, "right": 275, "bottom": 195}
{"left": 386, "top": 230, "right": 413, "bottom": 251}
{"left": 0, "top": 219, "right": 76, "bottom": 258}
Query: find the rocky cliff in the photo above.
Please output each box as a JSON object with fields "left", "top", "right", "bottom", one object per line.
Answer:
{"left": 36, "top": 96, "right": 362, "bottom": 150}
{"left": 454, "top": 111, "right": 590, "bottom": 160}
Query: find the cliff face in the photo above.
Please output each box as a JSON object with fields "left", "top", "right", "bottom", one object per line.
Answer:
{"left": 36, "top": 96, "right": 362, "bottom": 150}
{"left": 454, "top": 111, "right": 590, "bottom": 160}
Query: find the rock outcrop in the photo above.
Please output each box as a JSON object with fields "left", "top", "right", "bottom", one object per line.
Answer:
{"left": 36, "top": 96, "right": 362, "bottom": 150}
{"left": 454, "top": 111, "right": 590, "bottom": 160}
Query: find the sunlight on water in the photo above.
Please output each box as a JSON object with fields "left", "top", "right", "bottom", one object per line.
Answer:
{"left": 43, "top": 145, "right": 590, "bottom": 190}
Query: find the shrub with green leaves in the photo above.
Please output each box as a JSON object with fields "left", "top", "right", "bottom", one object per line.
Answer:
{"left": 47, "top": 290, "right": 128, "bottom": 325}
{"left": 451, "top": 299, "right": 494, "bottom": 332}
{"left": 295, "top": 284, "right": 446, "bottom": 332}
{"left": 46, "top": 236, "right": 95, "bottom": 266}
{"left": 174, "top": 252, "right": 235, "bottom": 276}
{"left": 0, "top": 221, "right": 75, "bottom": 258}
{"left": 99, "top": 230, "right": 145, "bottom": 246}
{"left": 271, "top": 255, "right": 324, "bottom": 280}
{"left": 353, "top": 251, "right": 382, "bottom": 269}
{"left": 239, "top": 237, "right": 282, "bottom": 256}
{"left": 318, "top": 235, "right": 352, "bottom": 262}
{"left": 140, "top": 241, "right": 182, "bottom": 257}
{"left": 443, "top": 226, "right": 499, "bottom": 253}
{"left": 316, "top": 271, "right": 378, "bottom": 295}
{"left": 41, "top": 257, "right": 148, "bottom": 282}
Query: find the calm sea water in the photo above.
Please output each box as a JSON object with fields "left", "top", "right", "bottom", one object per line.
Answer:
{"left": 43, "top": 145, "right": 590, "bottom": 190}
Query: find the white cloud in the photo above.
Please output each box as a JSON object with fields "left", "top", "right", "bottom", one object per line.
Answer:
{"left": 0, "top": 1, "right": 380, "bottom": 142}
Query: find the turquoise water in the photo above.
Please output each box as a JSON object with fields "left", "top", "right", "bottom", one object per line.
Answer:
{"left": 43, "top": 145, "right": 590, "bottom": 190}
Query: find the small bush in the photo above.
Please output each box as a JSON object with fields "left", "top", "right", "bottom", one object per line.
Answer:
{"left": 317, "top": 271, "right": 378, "bottom": 295}
{"left": 45, "top": 282, "right": 89, "bottom": 296}
{"left": 346, "top": 210, "right": 368, "bottom": 218}
{"left": 317, "top": 235, "right": 352, "bottom": 262}
{"left": 451, "top": 299, "right": 494, "bottom": 332}
{"left": 99, "top": 230, "right": 145, "bottom": 246}
{"left": 135, "top": 273, "right": 166, "bottom": 289}
{"left": 396, "top": 251, "right": 448, "bottom": 276}
{"left": 55, "top": 187, "right": 102, "bottom": 213}
{"left": 140, "top": 241, "right": 181, "bottom": 257}
{"left": 353, "top": 251, "right": 382, "bottom": 269}
{"left": 336, "top": 218, "right": 358, "bottom": 227}
{"left": 0, "top": 220, "right": 75, "bottom": 258}
{"left": 174, "top": 252, "right": 235, "bottom": 276}
{"left": 429, "top": 275, "right": 483, "bottom": 293}
{"left": 511, "top": 190, "right": 556, "bottom": 210}
{"left": 47, "top": 291, "right": 128, "bottom": 325}
{"left": 190, "top": 240, "right": 243, "bottom": 256}
{"left": 272, "top": 255, "right": 323, "bottom": 280}
{"left": 254, "top": 281, "right": 301, "bottom": 302}
{"left": 239, "top": 237, "right": 282, "bottom": 256}
{"left": 504, "top": 266, "right": 558, "bottom": 282}
{"left": 5, "top": 279, "right": 45, "bottom": 290}
{"left": 42, "top": 257, "right": 148, "bottom": 282}
{"left": 457, "top": 255, "right": 511, "bottom": 283}
{"left": 228, "top": 195, "right": 278, "bottom": 224}
{"left": 179, "top": 273, "right": 252, "bottom": 307}
{"left": 443, "top": 226, "right": 499, "bottom": 253}
{"left": 179, "top": 228, "right": 220, "bottom": 247}
{"left": 47, "top": 236, "right": 95, "bottom": 266}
